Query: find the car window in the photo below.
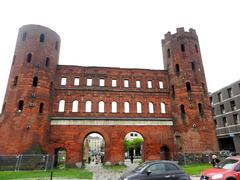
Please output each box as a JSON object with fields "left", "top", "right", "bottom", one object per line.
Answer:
{"left": 147, "top": 163, "right": 165, "bottom": 172}
{"left": 235, "top": 164, "right": 240, "bottom": 171}
{"left": 165, "top": 163, "right": 180, "bottom": 171}
{"left": 217, "top": 159, "right": 238, "bottom": 170}
{"left": 134, "top": 162, "right": 151, "bottom": 172}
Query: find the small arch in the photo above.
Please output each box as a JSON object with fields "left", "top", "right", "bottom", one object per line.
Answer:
{"left": 45, "top": 57, "right": 50, "bottom": 67}
{"left": 13, "top": 76, "right": 18, "bottom": 86}
{"left": 181, "top": 43, "right": 185, "bottom": 52}
{"left": 111, "top": 101, "right": 117, "bottom": 113}
{"left": 148, "top": 102, "right": 154, "bottom": 113}
{"left": 124, "top": 102, "right": 130, "bottom": 113}
{"left": 175, "top": 64, "right": 180, "bottom": 75}
{"left": 17, "top": 100, "right": 24, "bottom": 112}
{"left": 160, "top": 102, "right": 166, "bottom": 114}
{"left": 39, "top": 103, "right": 44, "bottom": 114}
{"left": 27, "top": 53, "right": 32, "bottom": 63}
{"left": 99, "top": 101, "right": 105, "bottom": 113}
{"left": 40, "top": 33, "right": 45, "bottom": 42}
{"left": 195, "top": 44, "right": 199, "bottom": 53}
{"left": 54, "top": 147, "right": 66, "bottom": 168}
{"left": 186, "top": 81, "right": 191, "bottom": 92}
{"left": 191, "top": 62, "right": 196, "bottom": 72}
{"left": 160, "top": 145, "right": 170, "bottom": 160}
{"left": 72, "top": 100, "right": 78, "bottom": 112}
{"left": 55, "top": 41, "right": 58, "bottom": 51}
{"left": 85, "top": 101, "right": 92, "bottom": 112}
{"left": 167, "top": 49, "right": 171, "bottom": 58}
{"left": 12, "top": 55, "right": 16, "bottom": 65}
{"left": 198, "top": 103, "right": 204, "bottom": 117}
{"left": 22, "top": 32, "right": 27, "bottom": 41}
{"left": 32, "top": 76, "right": 38, "bottom": 87}
{"left": 180, "top": 104, "right": 185, "bottom": 120}
{"left": 1, "top": 102, "right": 6, "bottom": 114}
{"left": 58, "top": 100, "right": 65, "bottom": 112}
{"left": 136, "top": 102, "right": 142, "bottom": 113}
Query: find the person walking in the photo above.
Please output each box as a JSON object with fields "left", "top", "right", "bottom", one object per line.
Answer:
{"left": 210, "top": 154, "right": 220, "bottom": 167}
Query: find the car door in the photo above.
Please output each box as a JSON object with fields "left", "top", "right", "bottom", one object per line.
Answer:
{"left": 164, "top": 162, "right": 189, "bottom": 180}
{"left": 233, "top": 163, "right": 240, "bottom": 179}
{"left": 138, "top": 162, "right": 170, "bottom": 180}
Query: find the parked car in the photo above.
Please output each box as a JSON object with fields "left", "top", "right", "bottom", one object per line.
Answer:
{"left": 119, "top": 160, "right": 190, "bottom": 180}
{"left": 201, "top": 156, "right": 240, "bottom": 180}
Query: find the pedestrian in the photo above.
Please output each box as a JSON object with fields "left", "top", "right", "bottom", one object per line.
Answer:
{"left": 130, "top": 153, "right": 134, "bottom": 164}
{"left": 88, "top": 156, "right": 91, "bottom": 164}
{"left": 210, "top": 154, "right": 220, "bottom": 167}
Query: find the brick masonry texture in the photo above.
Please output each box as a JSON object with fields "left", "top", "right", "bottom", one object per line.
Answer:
{"left": 0, "top": 25, "right": 218, "bottom": 165}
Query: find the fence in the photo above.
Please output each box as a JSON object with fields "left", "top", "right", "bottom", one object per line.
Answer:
{"left": 0, "top": 154, "right": 54, "bottom": 171}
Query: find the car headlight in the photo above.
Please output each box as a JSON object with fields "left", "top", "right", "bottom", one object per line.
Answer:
{"left": 212, "top": 174, "right": 223, "bottom": 179}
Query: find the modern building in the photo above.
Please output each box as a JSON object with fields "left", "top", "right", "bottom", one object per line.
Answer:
{"left": 210, "top": 80, "right": 240, "bottom": 152}
{"left": 0, "top": 25, "right": 218, "bottom": 166}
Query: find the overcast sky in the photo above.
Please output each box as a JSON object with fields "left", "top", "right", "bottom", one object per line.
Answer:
{"left": 0, "top": 0, "right": 240, "bottom": 110}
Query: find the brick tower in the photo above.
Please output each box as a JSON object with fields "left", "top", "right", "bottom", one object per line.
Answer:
{"left": 162, "top": 28, "right": 218, "bottom": 153}
{"left": 0, "top": 25, "right": 60, "bottom": 154}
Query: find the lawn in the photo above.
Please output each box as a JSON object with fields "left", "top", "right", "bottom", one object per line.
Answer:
{"left": 103, "top": 164, "right": 128, "bottom": 171}
{"left": 0, "top": 168, "right": 93, "bottom": 180}
{"left": 181, "top": 163, "right": 212, "bottom": 175}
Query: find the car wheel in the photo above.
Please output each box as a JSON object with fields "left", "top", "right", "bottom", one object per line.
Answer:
{"left": 226, "top": 178, "right": 236, "bottom": 180}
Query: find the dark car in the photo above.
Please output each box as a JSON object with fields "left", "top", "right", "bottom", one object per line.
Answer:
{"left": 201, "top": 156, "right": 240, "bottom": 180}
{"left": 119, "top": 160, "right": 190, "bottom": 180}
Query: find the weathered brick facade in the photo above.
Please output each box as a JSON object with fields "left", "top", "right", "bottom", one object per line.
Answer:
{"left": 0, "top": 25, "right": 218, "bottom": 165}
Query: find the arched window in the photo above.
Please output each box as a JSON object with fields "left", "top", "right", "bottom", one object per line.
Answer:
{"left": 58, "top": 100, "right": 65, "bottom": 112}
{"left": 175, "top": 64, "right": 180, "bottom": 75}
{"left": 160, "top": 102, "right": 166, "bottom": 114}
{"left": 1, "top": 102, "right": 6, "bottom": 114}
{"left": 186, "top": 82, "right": 191, "bottom": 92}
{"left": 136, "top": 102, "right": 142, "bottom": 113}
{"left": 27, "top": 53, "right": 32, "bottom": 63}
{"left": 98, "top": 101, "right": 104, "bottom": 113}
{"left": 55, "top": 41, "right": 58, "bottom": 51}
{"left": 149, "top": 102, "right": 154, "bottom": 113}
{"left": 17, "top": 100, "right": 24, "bottom": 112}
{"left": 45, "top": 57, "right": 50, "bottom": 67}
{"left": 180, "top": 104, "right": 185, "bottom": 119}
{"left": 198, "top": 103, "right": 204, "bottom": 117}
{"left": 72, "top": 100, "right": 78, "bottom": 112}
{"left": 181, "top": 44, "right": 185, "bottom": 52}
{"left": 32, "top": 76, "right": 38, "bottom": 87}
{"left": 112, "top": 101, "right": 117, "bottom": 113}
{"left": 167, "top": 49, "right": 171, "bottom": 58}
{"left": 85, "top": 101, "right": 92, "bottom": 112}
{"left": 195, "top": 44, "right": 198, "bottom": 53}
{"left": 40, "top": 33, "right": 45, "bottom": 42}
{"left": 13, "top": 76, "right": 18, "bottom": 86}
{"left": 22, "top": 32, "right": 27, "bottom": 41}
{"left": 39, "top": 103, "right": 44, "bottom": 113}
{"left": 124, "top": 102, "right": 130, "bottom": 113}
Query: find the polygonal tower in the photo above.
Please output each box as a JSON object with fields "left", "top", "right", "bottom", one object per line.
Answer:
{"left": 162, "top": 28, "right": 218, "bottom": 153}
{"left": 0, "top": 25, "right": 60, "bottom": 154}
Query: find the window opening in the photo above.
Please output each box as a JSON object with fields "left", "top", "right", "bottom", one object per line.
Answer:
{"left": 175, "top": 64, "right": 180, "bottom": 75}
{"left": 136, "top": 80, "right": 141, "bottom": 88}
{"left": 85, "top": 101, "right": 92, "bottom": 112}
{"left": 39, "top": 103, "right": 44, "bottom": 113}
{"left": 217, "top": 92, "right": 222, "bottom": 102}
{"left": 27, "top": 53, "right": 32, "bottom": 63}
{"left": 124, "top": 102, "right": 130, "bottom": 113}
{"left": 45, "top": 57, "right": 50, "bottom": 67}
{"left": 186, "top": 82, "right": 191, "bottom": 92}
{"left": 159, "top": 81, "right": 163, "bottom": 89}
{"left": 233, "top": 114, "right": 240, "bottom": 124}
{"left": 99, "top": 101, "right": 104, "bottom": 113}
{"left": 147, "top": 81, "right": 152, "bottom": 88}
{"left": 72, "top": 100, "right": 78, "bottom": 112}
{"left": 40, "top": 34, "right": 45, "bottom": 42}
{"left": 87, "top": 78, "right": 92, "bottom": 86}
{"left": 32, "top": 76, "right": 38, "bottom": 87}
{"left": 181, "top": 44, "right": 185, "bottom": 52}
{"left": 171, "top": 85, "right": 175, "bottom": 98}
{"left": 13, "top": 76, "right": 18, "bottom": 86}
{"left": 112, "top": 79, "right": 117, "bottom": 87}
{"left": 58, "top": 100, "right": 65, "bottom": 112}
{"left": 99, "top": 79, "right": 105, "bottom": 87}
{"left": 74, "top": 78, "right": 80, "bottom": 86}
{"left": 167, "top": 49, "right": 171, "bottom": 58}
{"left": 222, "top": 117, "right": 227, "bottom": 127}
{"left": 195, "top": 44, "right": 198, "bottom": 53}
{"left": 112, "top": 101, "right": 117, "bottom": 113}
{"left": 220, "top": 104, "right": 225, "bottom": 114}
{"left": 198, "top": 103, "right": 204, "bottom": 117}
{"left": 160, "top": 102, "right": 166, "bottom": 114}
{"left": 137, "top": 102, "right": 142, "bottom": 113}
{"left": 180, "top": 104, "right": 185, "bottom": 119}
{"left": 227, "top": 88, "right": 233, "bottom": 98}
{"left": 22, "top": 32, "right": 27, "bottom": 41}
{"left": 149, "top": 102, "right": 154, "bottom": 113}
{"left": 124, "top": 80, "right": 129, "bottom": 88}
{"left": 230, "top": 101, "right": 236, "bottom": 111}
{"left": 191, "top": 62, "right": 196, "bottom": 72}
{"left": 61, "top": 77, "right": 67, "bottom": 86}
{"left": 18, "top": 100, "right": 24, "bottom": 112}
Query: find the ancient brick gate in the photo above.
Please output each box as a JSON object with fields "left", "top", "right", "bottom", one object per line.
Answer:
{"left": 50, "top": 119, "right": 174, "bottom": 165}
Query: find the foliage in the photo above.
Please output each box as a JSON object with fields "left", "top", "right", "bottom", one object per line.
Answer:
{"left": 181, "top": 163, "right": 212, "bottom": 175}
{"left": 124, "top": 138, "right": 143, "bottom": 151}
{"left": 0, "top": 168, "right": 93, "bottom": 180}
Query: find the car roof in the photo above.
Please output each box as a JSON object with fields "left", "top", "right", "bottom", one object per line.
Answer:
{"left": 144, "top": 160, "right": 179, "bottom": 164}
{"left": 226, "top": 156, "right": 240, "bottom": 160}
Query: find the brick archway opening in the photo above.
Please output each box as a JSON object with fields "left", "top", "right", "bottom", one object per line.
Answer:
{"left": 124, "top": 131, "right": 144, "bottom": 164}
{"left": 160, "top": 145, "right": 170, "bottom": 160}
{"left": 54, "top": 147, "right": 66, "bottom": 168}
{"left": 82, "top": 132, "right": 105, "bottom": 166}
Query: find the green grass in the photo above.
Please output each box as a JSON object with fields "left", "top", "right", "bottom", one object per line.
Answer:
{"left": 181, "top": 163, "right": 212, "bottom": 175}
{"left": 103, "top": 164, "right": 128, "bottom": 172}
{"left": 0, "top": 168, "right": 93, "bottom": 180}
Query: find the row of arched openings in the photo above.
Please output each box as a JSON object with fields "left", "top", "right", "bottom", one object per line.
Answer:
{"left": 13, "top": 76, "right": 39, "bottom": 87}
{"left": 58, "top": 100, "right": 167, "bottom": 114}
{"left": 26, "top": 53, "right": 50, "bottom": 67}
{"left": 17, "top": 100, "right": 44, "bottom": 113}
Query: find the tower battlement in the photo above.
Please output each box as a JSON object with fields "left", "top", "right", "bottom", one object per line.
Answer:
{"left": 162, "top": 27, "right": 198, "bottom": 43}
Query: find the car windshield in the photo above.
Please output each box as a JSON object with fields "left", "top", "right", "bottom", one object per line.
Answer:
{"left": 216, "top": 159, "right": 238, "bottom": 170}
{"left": 134, "top": 162, "right": 151, "bottom": 172}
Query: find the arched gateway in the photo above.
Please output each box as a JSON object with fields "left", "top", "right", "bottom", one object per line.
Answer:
{"left": 0, "top": 25, "right": 218, "bottom": 166}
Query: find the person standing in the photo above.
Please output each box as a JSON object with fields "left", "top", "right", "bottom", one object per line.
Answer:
{"left": 210, "top": 154, "right": 220, "bottom": 167}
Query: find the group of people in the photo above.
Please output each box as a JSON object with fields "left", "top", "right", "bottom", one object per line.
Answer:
{"left": 88, "top": 153, "right": 104, "bottom": 164}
